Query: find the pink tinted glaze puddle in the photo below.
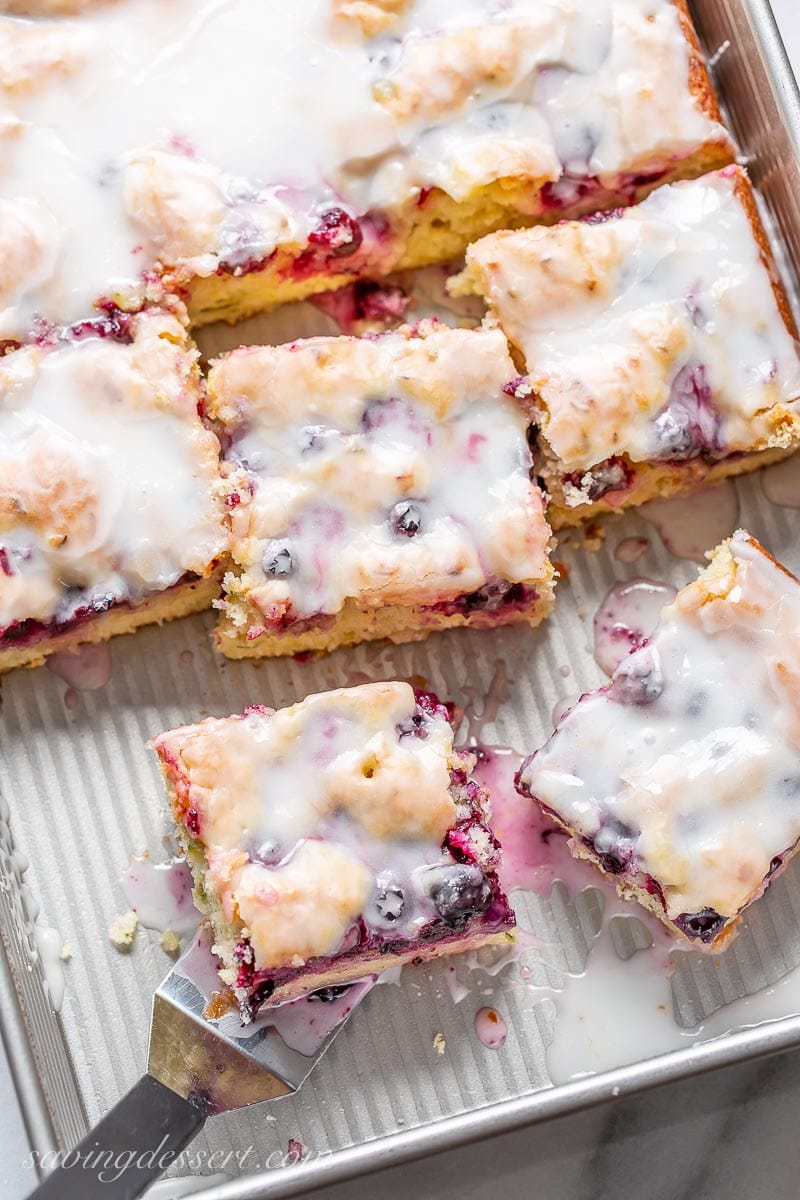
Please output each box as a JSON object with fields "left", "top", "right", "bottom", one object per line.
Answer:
{"left": 593, "top": 578, "right": 677, "bottom": 676}
{"left": 64, "top": 688, "right": 78, "bottom": 710}
{"left": 761, "top": 454, "right": 800, "bottom": 508}
{"left": 265, "top": 980, "right": 376, "bottom": 1055}
{"left": 615, "top": 536, "right": 650, "bottom": 564}
{"left": 474, "top": 1006, "right": 508, "bottom": 1049}
{"left": 122, "top": 857, "right": 198, "bottom": 937}
{"left": 472, "top": 745, "right": 598, "bottom": 897}
{"left": 640, "top": 480, "right": 739, "bottom": 562}
{"left": 47, "top": 642, "right": 111, "bottom": 691}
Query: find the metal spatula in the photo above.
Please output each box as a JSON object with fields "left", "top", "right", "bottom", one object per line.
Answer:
{"left": 27, "top": 935, "right": 360, "bottom": 1200}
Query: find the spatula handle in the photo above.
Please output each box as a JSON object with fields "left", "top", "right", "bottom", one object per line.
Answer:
{"left": 27, "top": 1074, "right": 206, "bottom": 1200}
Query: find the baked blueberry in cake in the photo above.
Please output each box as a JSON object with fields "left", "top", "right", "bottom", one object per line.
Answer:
{"left": 207, "top": 320, "right": 554, "bottom": 659}
{"left": 0, "top": 308, "right": 226, "bottom": 672}
{"left": 456, "top": 167, "right": 800, "bottom": 527}
{"left": 150, "top": 681, "right": 515, "bottom": 1016}
{"left": 1, "top": 0, "right": 732, "bottom": 337}
{"left": 516, "top": 531, "right": 800, "bottom": 951}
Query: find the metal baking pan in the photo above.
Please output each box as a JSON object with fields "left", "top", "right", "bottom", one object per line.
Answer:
{"left": 3, "top": 1, "right": 800, "bottom": 1196}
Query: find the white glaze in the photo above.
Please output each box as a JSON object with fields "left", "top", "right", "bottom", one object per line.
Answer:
{"left": 519, "top": 531, "right": 800, "bottom": 930}
{"left": 46, "top": 641, "right": 111, "bottom": 689}
{"left": 153, "top": 682, "right": 501, "bottom": 971}
{"left": 0, "top": 313, "right": 225, "bottom": 634}
{"left": 122, "top": 856, "right": 199, "bottom": 939}
{"left": 593, "top": 577, "right": 677, "bottom": 676}
{"left": 210, "top": 323, "right": 550, "bottom": 629}
{"left": 0, "top": 0, "right": 727, "bottom": 333}
{"left": 465, "top": 169, "right": 800, "bottom": 478}
{"left": 474, "top": 1005, "right": 508, "bottom": 1048}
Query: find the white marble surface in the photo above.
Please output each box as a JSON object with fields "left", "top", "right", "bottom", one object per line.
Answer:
{"left": 6, "top": 3, "right": 800, "bottom": 1198}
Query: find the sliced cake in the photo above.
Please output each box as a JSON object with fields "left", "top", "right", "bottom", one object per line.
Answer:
{"left": 456, "top": 167, "right": 800, "bottom": 527}
{"left": 1, "top": 0, "right": 732, "bottom": 337}
{"left": 150, "top": 681, "right": 515, "bottom": 1017}
{"left": 0, "top": 308, "right": 226, "bottom": 672}
{"left": 516, "top": 531, "right": 800, "bottom": 951}
{"left": 208, "top": 320, "right": 554, "bottom": 659}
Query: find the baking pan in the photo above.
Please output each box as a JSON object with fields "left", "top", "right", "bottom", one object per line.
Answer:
{"left": 3, "top": 1, "right": 800, "bottom": 1196}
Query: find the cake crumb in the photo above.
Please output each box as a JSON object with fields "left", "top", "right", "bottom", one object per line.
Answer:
{"left": 160, "top": 930, "right": 181, "bottom": 955}
{"left": 109, "top": 910, "right": 138, "bottom": 950}
{"left": 433, "top": 1031, "right": 446, "bottom": 1056}
{"left": 59, "top": 943, "right": 72, "bottom": 962}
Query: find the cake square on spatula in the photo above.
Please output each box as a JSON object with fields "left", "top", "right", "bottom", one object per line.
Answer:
{"left": 516, "top": 531, "right": 800, "bottom": 951}
{"left": 207, "top": 320, "right": 554, "bottom": 659}
{"left": 456, "top": 168, "right": 800, "bottom": 527}
{"left": 151, "top": 682, "right": 515, "bottom": 1017}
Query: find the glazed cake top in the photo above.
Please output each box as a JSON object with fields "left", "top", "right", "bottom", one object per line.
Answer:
{"left": 0, "top": 312, "right": 225, "bottom": 637}
{"left": 517, "top": 531, "right": 800, "bottom": 940}
{"left": 462, "top": 168, "right": 800, "bottom": 476}
{"left": 152, "top": 682, "right": 500, "bottom": 969}
{"left": 0, "top": 0, "right": 729, "bottom": 333}
{"left": 207, "top": 321, "right": 551, "bottom": 629}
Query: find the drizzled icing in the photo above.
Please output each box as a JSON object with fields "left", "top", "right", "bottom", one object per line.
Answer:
{"left": 0, "top": 0, "right": 728, "bottom": 333}
{"left": 0, "top": 310, "right": 225, "bottom": 637}
{"left": 151, "top": 682, "right": 509, "bottom": 975}
{"left": 462, "top": 168, "right": 800, "bottom": 481}
{"left": 518, "top": 531, "right": 800, "bottom": 946}
{"left": 209, "top": 322, "right": 550, "bottom": 635}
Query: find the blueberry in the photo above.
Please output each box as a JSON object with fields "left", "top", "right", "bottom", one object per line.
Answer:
{"left": 390, "top": 500, "right": 422, "bottom": 538}
{"left": 263, "top": 547, "right": 294, "bottom": 577}
{"left": 375, "top": 881, "right": 405, "bottom": 922}
{"left": 427, "top": 865, "right": 492, "bottom": 927}
{"left": 608, "top": 650, "right": 663, "bottom": 706}
{"left": 308, "top": 985, "right": 351, "bottom": 1003}
{"left": 563, "top": 456, "right": 632, "bottom": 502}
{"left": 652, "top": 364, "right": 720, "bottom": 462}
{"left": 591, "top": 818, "right": 639, "bottom": 875}
{"left": 299, "top": 425, "right": 337, "bottom": 453}
{"left": 651, "top": 409, "right": 696, "bottom": 459}
{"left": 674, "top": 907, "right": 727, "bottom": 943}
{"left": 360, "top": 395, "right": 408, "bottom": 433}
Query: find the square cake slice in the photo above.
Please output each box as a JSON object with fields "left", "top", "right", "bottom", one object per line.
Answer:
{"left": 0, "top": 309, "right": 226, "bottom": 672}
{"left": 516, "top": 530, "right": 800, "bottom": 951}
{"left": 150, "top": 681, "right": 515, "bottom": 1016}
{"left": 207, "top": 320, "right": 554, "bottom": 659}
{"left": 456, "top": 167, "right": 800, "bottom": 527}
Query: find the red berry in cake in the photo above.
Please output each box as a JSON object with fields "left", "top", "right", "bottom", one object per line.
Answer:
{"left": 308, "top": 207, "right": 363, "bottom": 258}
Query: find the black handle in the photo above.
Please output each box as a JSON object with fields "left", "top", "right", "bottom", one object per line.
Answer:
{"left": 28, "top": 1074, "right": 206, "bottom": 1200}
